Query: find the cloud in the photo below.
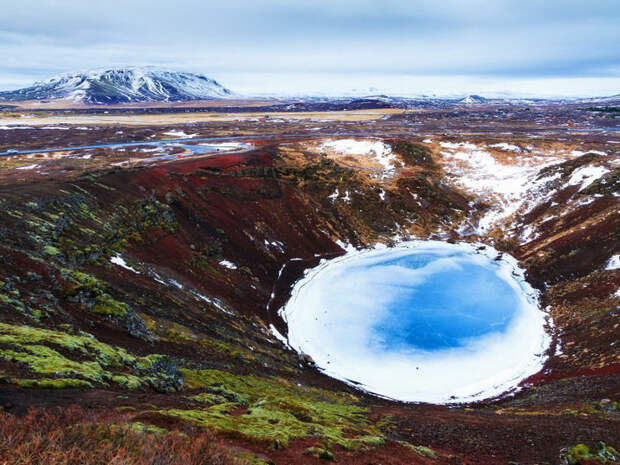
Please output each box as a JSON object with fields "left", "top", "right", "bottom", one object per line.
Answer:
{"left": 0, "top": 0, "right": 618, "bottom": 94}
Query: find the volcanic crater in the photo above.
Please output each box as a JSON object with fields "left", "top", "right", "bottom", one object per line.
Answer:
{"left": 0, "top": 102, "right": 618, "bottom": 464}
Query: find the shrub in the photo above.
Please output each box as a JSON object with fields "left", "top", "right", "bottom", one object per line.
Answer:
{"left": 0, "top": 405, "right": 246, "bottom": 465}
{"left": 390, "top": 140, "right": 433, "bottom": 166}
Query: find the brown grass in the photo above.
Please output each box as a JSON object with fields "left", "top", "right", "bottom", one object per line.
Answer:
{"left": 0, "top": 406, "right": 246, "bottom": 465}
{"left": 0, "top": 108, "right": 404, "bottom": 127}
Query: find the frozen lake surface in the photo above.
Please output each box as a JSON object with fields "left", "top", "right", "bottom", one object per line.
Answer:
{"left": 281, "top": 241, "right": 550, "bottom": 403}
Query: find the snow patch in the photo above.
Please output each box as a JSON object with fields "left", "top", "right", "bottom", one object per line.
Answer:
{"left": 439, "top": 141, "right": 565, "bottom": 234}
{"left": 605, "top": 255, "right": 620, "bottom": 270}
{"left": 567, "top": 165, "right": 610, "bottom": 191}
{"left": 488, "top": 142, "right": 522, "bottom": 152}
{"left": 320, "top": 139, "right": 396, "bottom": 178}
{"left": 15, "top": 164, "right": 40, "bottom": 170}
{"left": 269, "top": 324, "right": 288, "bottom": 346}
{"left": 163, "top": 130, "right": 198, "bottom": 138}
{"left": 219, "top": 260, "right": 238, "bottom": 270}
{"left": 192, "top": 291, "right": 235, "bottom": 315}
{"left": 110, "top": 254, "right": 140, "bottom": 274}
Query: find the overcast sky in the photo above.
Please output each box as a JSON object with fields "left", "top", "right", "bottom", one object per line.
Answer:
{"left": 1, "top": 0, "right": 619, "bottom": 97}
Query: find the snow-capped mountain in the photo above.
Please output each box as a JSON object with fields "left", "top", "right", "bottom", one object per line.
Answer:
{"left": 0, "top": 67, "right": 233, "bottom": 104}
{"left": 458, "top": 94, "right": 488, "bottom": 104}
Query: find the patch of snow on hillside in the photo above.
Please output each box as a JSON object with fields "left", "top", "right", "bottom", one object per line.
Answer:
{"left": 110, "top": 254, "right": 140, "bottom": 274}
{"left": 163, "top": 130, "right": 198, "bottom": 138}
{"left": 488, "top": 142, "right": 522, "bottom": 152}
{"left": 219, "top": 260, "right": 237, "bottom": 270}
{"left": 567, "top": 166, "right": 610, "bottom": 191}
{"left": 320, "top": 139, "right": 396, "bottom": 177}
{"left": 16, "top": 164, "right": 40, "bottom": 170}
{"left": 192, "top": 291, "right": 235, "bottom": 315}
{"left": 269, "top": 324, "right": 288, "bottom": 346}
{"left": 605, "top": 255, "right": 620, "bottom": 270}
{"left": 439, "top": 141, "right": 563, "bottom": 233}
{"left": 519, "top": 225, "right": 537, "bottom": 243}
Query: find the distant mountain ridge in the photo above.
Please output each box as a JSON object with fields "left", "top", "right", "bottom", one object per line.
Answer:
{"left": 0, "top": 67, "right": 232, "bottom": 104}
{"left": 1, "top": 68, "right": 618, "bottom": 106}
{"left": 458, "top": 94, "right": 487, "bottom": 104}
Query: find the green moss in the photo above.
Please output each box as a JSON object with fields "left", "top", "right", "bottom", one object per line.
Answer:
{"left": 2, "top": 344, "right": 104, "bottom": 380}
{"left": 356, "top": 436, "right": 385, "bottom": 446}
{"left": 0, "top": 323, "right": 132, "bottom": 364}
{"left": 0, "top": 323, "right": 178, "bottom": 390}
{"left": 17, "top": 378, "right": 93, "bottom": 389}
{"left": 304, "top": 446, "right": 335, "bottom": 460}
{"left": 144, "top": 316, "right": 293, "bottom": 372}
{"left": 92, "top": 295, "right": 129, "bottom": 317}
{"left": 43, "top": 245, "right": 61, "bottom": 256}
{"left": 562, "top": 442, "right": 620, "bottom": 464}
{"left": 63, "top": 269, "right": 130, "bottom": 317}
{"left": 0, "top": 292, "right": 26, "bottom": 312}
{"left": 14, "top": 194, "right": 178, "bottom": 271}
{"left": 111, "top": 375, "right": 143, "bottom": 390}
{"left": 78, "top": 227, "right": 96, "bottom": 235}
{"left": 570, "top": 444, "right": 591, "bottom": 460}
{"left": 65, "top": 270, "right": 100, "bottom": 288}
{"left": 160, "top": 369, "right": 379, "bottom": 448}
{"left": 398, "top": 442, "right": 438, "bottom": 459}
{"left": 190, "top": 392, "right": 229, "bottom": 405}
{"left": 128, "top": 422, "right": 167, "bottom": 435}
